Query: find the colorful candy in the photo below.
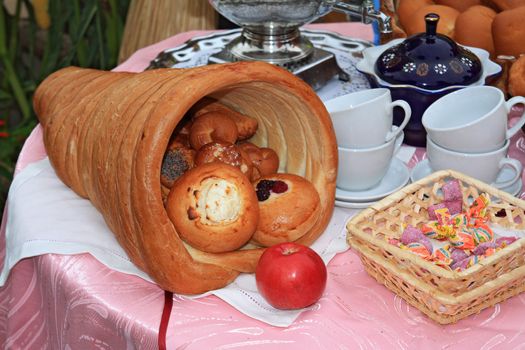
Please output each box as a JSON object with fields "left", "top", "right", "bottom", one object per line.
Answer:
{"left": 401, "top": 225, "right": 433, "bottom": 254}
{"left": 387, "top": 182, "right": 519, "bottom": 271}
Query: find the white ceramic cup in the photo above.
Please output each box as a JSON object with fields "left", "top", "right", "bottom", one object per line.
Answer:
{"left": 337, "top": 130, "right": 404, "bottom": 191}
{"left": 426, "top": 137, "right": 522, "bottom": 189}
{"left": 325, "top": 88, "right": 411, "bottom": 149}
{"left": 422, "top": 86, "right": 525, "bottom": 153}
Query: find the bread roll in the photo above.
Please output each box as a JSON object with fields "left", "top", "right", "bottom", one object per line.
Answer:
{"left": 509, "top": 55, "right": 525, "bottom": 96}
{"left": 252, "top": 174, "right": 321, "bottom": 247}
{"left": 488, "top": 0, "right": 525, "bottom": 10}
{"left": 493, "top": 6, "right": 525, "bottom": 57}
{"left": 189, "top": 111, "right": 238, "bottom": 150}
{"left": 435, "top": 0, "right": 482, "bottom": 12}
{"left": 397, "top": 0, "right": 435, "bottom": 31}
{"left": 194, "top": 141, "right": 253, "bottom": 178}
{"left": 191, "top": 97, "right": 259, "bottom": 140}
{"left": 166, "top": 162, "right": 259, "bottom": 253}
{"left": 404, "top": 5, "right": 460, "bottom": 37}
{"left": 455, "top": 5, "right": 497, "bottom": 56}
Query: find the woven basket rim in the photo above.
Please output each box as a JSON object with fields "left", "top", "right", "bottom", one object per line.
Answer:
{"left": 347, "top": 169, "right": 525, "bottom": 279}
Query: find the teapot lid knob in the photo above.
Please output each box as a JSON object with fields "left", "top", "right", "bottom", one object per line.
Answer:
{"left": 425, "top": 13, "right": 440, "bottom": 36}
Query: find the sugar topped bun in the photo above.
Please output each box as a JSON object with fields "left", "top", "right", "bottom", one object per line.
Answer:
{"left": 166, "top": 162, "right": 259, "bottom": 253}
{"left": 252, "top": 173, "right": 321, "bottom": 247}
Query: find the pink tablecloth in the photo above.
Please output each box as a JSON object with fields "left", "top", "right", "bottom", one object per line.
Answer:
{"left": 3, "top": 23, "right": 525, "bottom": 349}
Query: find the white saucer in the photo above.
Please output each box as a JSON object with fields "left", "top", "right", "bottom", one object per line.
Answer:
{"left": 335, "top": 158, "right": 410, "bottom": 203}
{"left": 410, "top": 159, "right": 523, "bottom": 197}
{"left": 334, "top": 199, "right": 377, "bottom": 209}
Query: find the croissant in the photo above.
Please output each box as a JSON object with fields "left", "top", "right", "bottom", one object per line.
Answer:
{"left": 33, "top": 62, "right": 337, "bottom": 294}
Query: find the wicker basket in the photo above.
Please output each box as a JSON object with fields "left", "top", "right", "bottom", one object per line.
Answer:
{"left": 346, "top": 169, "right": 525, "bottom": 324}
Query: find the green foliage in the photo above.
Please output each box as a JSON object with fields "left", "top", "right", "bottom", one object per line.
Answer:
{"left": 0, "top": 0, "right": 131, "bottom": 213}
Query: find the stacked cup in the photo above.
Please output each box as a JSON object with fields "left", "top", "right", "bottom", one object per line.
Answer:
{"left": 422, "top": 86, "right": 525, "bottom": 190}
{"left": 325, "top": 88, "right": 411, "bottom": 192}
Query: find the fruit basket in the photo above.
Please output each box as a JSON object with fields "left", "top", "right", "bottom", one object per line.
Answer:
{"left": 346, "top": 169, "right": 525, "bottom": 324}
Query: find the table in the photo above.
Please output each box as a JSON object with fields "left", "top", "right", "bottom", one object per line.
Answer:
{"left": 2, "top": 23, "right": 525, "bottom": 349}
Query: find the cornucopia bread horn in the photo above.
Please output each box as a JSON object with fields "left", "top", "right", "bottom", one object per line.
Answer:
{"left": 33, "top": 62, "right": 337, "bottom": 294}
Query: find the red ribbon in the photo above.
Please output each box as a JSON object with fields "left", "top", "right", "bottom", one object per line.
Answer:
{"left": 159, "top": 291, "right": 174, "bottom": 350}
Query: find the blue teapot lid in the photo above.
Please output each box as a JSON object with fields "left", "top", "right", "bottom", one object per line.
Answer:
{"left": 374, "top": 13, "right": 483, "bottom": 90}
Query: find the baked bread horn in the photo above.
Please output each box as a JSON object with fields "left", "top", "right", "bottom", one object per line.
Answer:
{"left": 34, "top": 62, "right": 337, "bottom": 294}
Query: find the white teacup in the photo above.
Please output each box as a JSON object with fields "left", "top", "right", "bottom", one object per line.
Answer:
{"left": 426, "top": 137, "right": 522, "bottom": 189}
{"left": 422, "top": 86, "right": 525, "bottom": 153}
{"left": 337, "top": 130, "right": 404, "bottom": 191}
{"left": 325, "top": 88, "right": 411, "bottom": 149}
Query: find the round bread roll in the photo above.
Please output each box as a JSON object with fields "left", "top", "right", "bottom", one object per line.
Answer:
{"left": 397, "top": 0, "right": 435, "bottom": 31}
{"left": 192, "top": 98, "right": 258, "bottom": 140}
{"left": 488, "top": 0, "right": 525, "bottom": 10}
{"left": 509, "top": 55, "right": 525, "bottom": 96}
{"left": 194, "top": 141, "right": 253, "bottom": 178}
{"left": 435, "top": 0, "right": 481, "bottom": 12}
{"left": 493, "top": 7, "right": 525, "bottom": 58}
{"left": 238, "top": 142, "right": 280, "bottom": 182}
{"left": 455, "top": 5, "right": 497, "bottom": 56}
{"left": 189, "top": 111, "right": 238, "bottom": 150}
{"left": 404, "top": 5, "right": 460, "bottom": 37}
{"left": 166, "top": 162, "right": 259, "bottom": 253}
{"left": 252, "top": 174, "right": 321, "bottom": 247}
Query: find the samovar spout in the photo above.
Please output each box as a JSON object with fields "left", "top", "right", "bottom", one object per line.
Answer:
{"left": 332, "top": 0, "right": 392, "bottom": 34}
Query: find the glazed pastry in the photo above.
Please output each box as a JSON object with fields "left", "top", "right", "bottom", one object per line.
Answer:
{"left": 160, "top": 139, "right": 196, "bottom": 188}
{"left": 238, "top": 142, "right": 279, "bottom": 181}
{"left": 252, "top": 173, "right": 321, "bottom": 247}
{"left": 189, "top": 111, "right": 238, "bottom": 150}
{"left": 194, "top": 141, "right": 253, "bottom": 178}
{"left": 166, "top": 162, "right": 259, "bottom": 253}
{"left": 192, "top": 98, "right": 258, "bottom": 140}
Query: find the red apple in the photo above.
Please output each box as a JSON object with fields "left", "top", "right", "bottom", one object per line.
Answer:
{"left": 255, "top": 242, "right": 327, "bottom": 310}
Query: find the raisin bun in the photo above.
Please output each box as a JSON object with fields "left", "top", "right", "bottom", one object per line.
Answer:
{"left": 166, "top": 162, "right": 259, "bottom": 253}
{"left": 252, "top": 173, "right": 321, "bottom": 247}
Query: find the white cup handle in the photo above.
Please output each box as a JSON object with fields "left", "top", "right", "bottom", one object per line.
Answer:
{"left": 493, "top": 158, "right": 522, "bottom": 189}
{"left": 505, "top": 96, "right": 525, "bottom": 139}
{"left": 385, "top": 100, "right": 411, "bottom": 142}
